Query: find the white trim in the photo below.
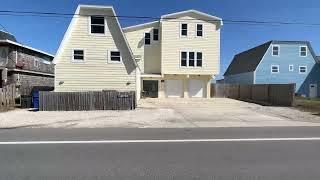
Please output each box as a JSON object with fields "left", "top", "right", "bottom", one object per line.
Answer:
{"left": 72, "top": 49, "right": 85, "bottom": 63}
{"left": 88, "top": 16, "right": 107, "bottom": 36}
{"left": 123, "top": 21, "right": 159, "bottom": 32}
{"left": 141, "top": 74, "right": 162, "bottom": 78}
{"left": 180, "top": 22, "right": 188, "bottom": 37}
{"left": 289, "top": 64, "right": 294, "bottom": 72}
{"left": 8, "top": 68, "right": 54, "bottom": 76}
{"left": 299, "top": 65, "right": 307, "bottom": 74}
{"left": 161, "top": 9, "right": 223, "bottom": 26}
{"left": 195, "top": 23, "right": 203, "bottom": 37}
{"left": 108, "top": 50, "right": 122, "bottom": 63}
{"left": 0, "top": 40, "right": 53, "bottom": 58}
{"left": 144, "top": 32, "right": 151, "bottom": 45}
{"left": 179, "top": 51, "right": 203, "bottom": 68}
{"left": 271, "top": 45, "right": 280, "bottom": 56}
{"left": 271, "top": 65, "right": 280, "bottom": 74}
{"left": 299, "top": 45, "right": 308, "bottom": 57}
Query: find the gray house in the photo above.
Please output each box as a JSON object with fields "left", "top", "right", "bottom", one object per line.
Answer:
{"left": 0, "top": 30, "right": 54, "bottom": 104}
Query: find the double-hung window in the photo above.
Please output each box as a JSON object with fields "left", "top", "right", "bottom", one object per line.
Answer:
{"left": 272, "top": 45, "right": 280, "bottom": 56}
{"left": 110, "top": 51, "right": 121, "bottom": 63}
{"left": 299, "top": 66, "right": 307, "bottom": 74}
{"left": 181, "top": 52, "right": 187, "bottom": 67}
{"left": 73, "top": 50, "right": 84, "bottom": 61}
{"left": 90, "top": 16, "right": 105, "bottom": 34}
{"left": 300, "top": 46, "right": 307, "bottom": 57}
{"left": 196, "top": 52, "right": 202, "bottom": 67}
{"left": 145, "top": 33, "right": 151, "bottom": 45}
{"left": 196, "top": 24, "right": 203, "bottom": 37}
{"left": 153, "top": 29, "right": 159, "bottom": 41}
{"left": 181, "top": 23, "right": 188, "bottom": 36}
{"left": 181, "top": 52, "right": 203, "bottom": 67}
{"left": 271, "top": 65, "right": 279, "bottom": 73}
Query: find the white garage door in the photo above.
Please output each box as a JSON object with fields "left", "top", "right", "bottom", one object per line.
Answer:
{"left": 165, "top": 80, "right": 183, "bottom": 98}
{"left": 189, "top": 80, "right": 204, "bottom": 98}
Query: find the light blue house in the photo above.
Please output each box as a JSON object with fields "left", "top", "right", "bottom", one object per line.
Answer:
{"left": 224, "top": 41, "right": 320, "bottom": 97}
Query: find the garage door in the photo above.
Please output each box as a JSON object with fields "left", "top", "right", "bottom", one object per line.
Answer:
{"left": 165, "top": 80, "right": 183, "bottom": 98}
{"left": 189, "top": 80, "right": 204, "bottom": 98}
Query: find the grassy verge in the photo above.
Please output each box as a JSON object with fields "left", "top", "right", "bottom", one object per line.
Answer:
{"left": 294, "top": 97, "right": 320, "bottom": 116}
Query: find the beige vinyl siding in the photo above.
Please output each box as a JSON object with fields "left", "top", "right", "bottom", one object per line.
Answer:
{"left": 55, "top": 8, "right": 136, "bottom": 92}
{"left": 161, "top": 14, "right": 220, "bottom": 75}
{"left": 124, "top": 24, "right": 161, "bottom": 74}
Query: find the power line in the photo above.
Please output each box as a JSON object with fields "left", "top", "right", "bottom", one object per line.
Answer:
{"left": 0, "top": 9, "right": 319, "bottom": 27}
{"left": 0, "top": 22, "right": 8, "bottom": 32}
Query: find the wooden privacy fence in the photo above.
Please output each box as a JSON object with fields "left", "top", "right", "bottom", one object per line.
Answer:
{"left": 0, "top": 84, "right": 16, "bottom": 110}
{"left": 211, "top": 83, "right": 295, "bottom": 106}
{"left": 39, "top": 91, "right": 136, "bottom": 111}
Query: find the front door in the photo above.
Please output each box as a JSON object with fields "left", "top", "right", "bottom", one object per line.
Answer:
{"left": 142, "top": 80, "right": 159, "bottom": 98}
{"left": 310, "top": 84, "right": 317, "bottom": 98}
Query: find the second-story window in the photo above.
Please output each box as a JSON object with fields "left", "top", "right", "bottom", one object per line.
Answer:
{"left": 300, "top": 46, "right": 307, "bottom": 57}
{"left": 90, "top": 16, "right": 105, "bottom": 34}
{"left": 145, "top": 33, "right": 151, "bottom": 45}
{"left": 189, "top": 52, "right": 195, "bottom": 67}
{"left": 272, "top": 45, "right": 280, "bottom": 56}
{"left": 181, "top": 52, "right": 187, "bottom": 67}
{"left": 110, "top": 51, "right": 121, "bottom": 63}
{"left": 73, "top": 50, "right": 84, "bottom": 61}
{"left": 196, "top": 24, "right": 203, "bottom": 37}
{"left": 196, "top": 52, "right": 202, "bottom": 67}
{"left": 153, "top": 29, "right": 159, "bottom": 41}
{"left": 181, "top": 23, "right": 188, "bottom": 36}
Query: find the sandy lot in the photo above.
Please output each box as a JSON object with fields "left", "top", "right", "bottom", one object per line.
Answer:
{"left": 0, "top": 98, "right": 320, "bottom": 128}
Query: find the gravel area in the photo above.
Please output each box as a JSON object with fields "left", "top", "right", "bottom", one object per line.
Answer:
{"left": 0, "top": 98, "right": 320, "bottom": 128}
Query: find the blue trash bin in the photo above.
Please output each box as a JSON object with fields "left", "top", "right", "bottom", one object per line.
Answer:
{"left": 32, "top": 91, "right": 40, "bottom": 110}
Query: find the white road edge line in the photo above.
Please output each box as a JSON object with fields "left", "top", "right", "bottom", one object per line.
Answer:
{"left": 1, "top": 137, "right": 320, "bottom": 144}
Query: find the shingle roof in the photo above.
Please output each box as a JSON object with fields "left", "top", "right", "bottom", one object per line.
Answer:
{"left": 0, "top": 30, "right": 17, "bottom": 42}
{"left": 224, "top": 41, "right": 271, "bottom": 76}
{"left": 224, "top": 40, "right": 319, "bottom": 76}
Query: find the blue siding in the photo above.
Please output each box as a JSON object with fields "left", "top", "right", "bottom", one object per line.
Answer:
{"left": 255, "top": 43, "right": 318, "bottom": 97}
{"left": 225, "top": 72, "right": 254, "bottom": 84}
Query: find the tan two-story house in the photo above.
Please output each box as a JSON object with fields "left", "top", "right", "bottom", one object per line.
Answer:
{"left": 124, "top": 10, "right": 223, "bottom": 99}
{"left": 54, "top": 5, "right": 222, "bottom": 100}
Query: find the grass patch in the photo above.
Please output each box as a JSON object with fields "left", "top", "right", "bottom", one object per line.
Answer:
{"left": 294, "top": 97, "right": 320, "bottom": 116}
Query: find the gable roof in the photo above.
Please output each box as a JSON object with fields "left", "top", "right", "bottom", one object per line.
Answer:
{"left": 123, "top": 9, "right": 223, "bottom": 32}
{"left": 224, "top": 41, "right": 271, "bottom": 76}
{"left": 161, "top": 9, "right": 223, "bottom": 27}
{"left": 224, "top": 40, "right": 319, "bottom": 76}
{"left": 53, "top": 5, "right": 137, "bottom": 67}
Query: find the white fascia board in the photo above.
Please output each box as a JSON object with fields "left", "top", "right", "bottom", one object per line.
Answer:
{"left": 0, "top": 40, "right": 54, "bottom": 58}
{"left": 123, "top": 21, "right": 159, "bottom": 32}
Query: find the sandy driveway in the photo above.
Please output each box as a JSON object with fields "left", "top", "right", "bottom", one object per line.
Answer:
{"left": 0, "top": 98, "right": 319, "bottom": 128}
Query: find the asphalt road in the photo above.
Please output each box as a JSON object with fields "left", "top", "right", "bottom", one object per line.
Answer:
{"left": 1, "top": 127, "right": 320, "bottom": 180}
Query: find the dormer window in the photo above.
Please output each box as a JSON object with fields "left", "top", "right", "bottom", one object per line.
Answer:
{"left": 300, "top": 46, "right": 307, "bottom": 57}
{"left": 90, "top": 16, "right": 105, "bottom": 34}
{"left": 181, "top": 23, "right": 188, "bottom": 36}
{"left": 272, "top": 45, "right": 280, "bottom": 56}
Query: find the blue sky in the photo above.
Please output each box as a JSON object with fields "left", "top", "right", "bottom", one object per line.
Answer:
{"left": 1, "top": 0, "right": 320, "bottom": 79}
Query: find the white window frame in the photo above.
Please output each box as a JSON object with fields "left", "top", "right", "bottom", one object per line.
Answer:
{"left": 272, "top": 45, "right": 280, "bottom": 56}
{"left": 299, "top": 66, "right": 307, "bottom": 74}
{"left": 153, "top": 28, "right": 159, "bottom": 41}
{"left": 180, "top": 23, "right": 188, "bottom": 37}
{"left": 271, "top": 65, "right": 280, "bottom": 74}
{"left": 179, "top": 51, "right": 203, "bottom": 68}
{"left": 108, "top": 50, "right": 122, "bottom": 64}
{"left": 89, "top": 16, "right": 106, "bottom": 36}
{"left": 299, "top": 46, "right": 308, "bottom": 57}
{"left": 196, "top": 23, "right": 203, "bottom": 37}
{"left": 289, "top": 65, "right": 294, "bottom": 72}
{"left": 72, "top": 49, "right": 85, "bottom": 63}
{"left": 144, "top": 32, "right": 151, "bottom": 45}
